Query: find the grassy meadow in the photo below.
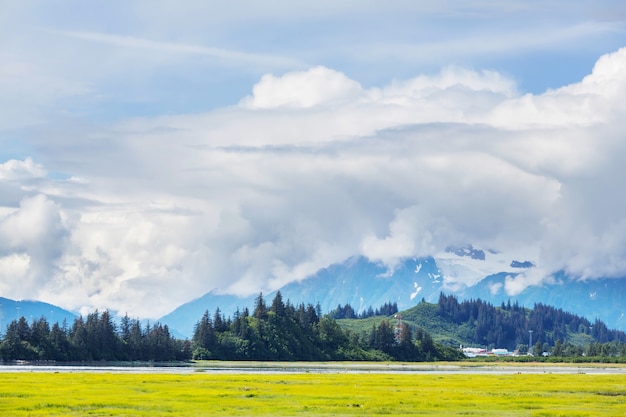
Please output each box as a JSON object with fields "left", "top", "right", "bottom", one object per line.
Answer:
{"left": 0, "top": 368, "right": 625, "bottom": 416}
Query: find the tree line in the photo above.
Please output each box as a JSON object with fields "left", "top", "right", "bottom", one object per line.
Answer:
{"left": 0, "top": 311, "right": 190, "bottom": 362}
{"left": 5, "top": 291, "right": 624, "bottom": 362}
{"left": 190, "top": 292, "right": 462, "bottom": 361}
{"left": 0, "top": 293, "right": 460, "bottom": 362}
{"left": 437, "top": 293, "right": 626, "bottom": 354}
{"left": 328, "top": 301, "right": 398, "bottom": 319}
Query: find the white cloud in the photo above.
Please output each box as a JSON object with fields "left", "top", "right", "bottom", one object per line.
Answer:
{"left": 241, "top": 66, "right": 363, "bottom": 109}
{"left": 0, "top": 195, "right": 66, "bottom": 255}
{"left": 0, "top": 22, "right": 625, "bottom": 318}
{"left": 489, "top": 282, "right": 503, "bottom": 295}
{"left": 0, "top": 253, "right": 31, "bottom": 296}
{"left": 489, "top": 46, "right": 626, "bottom": 130}
{"left": 0, "top": 158, "right": 47, "bottom": 181}
{"left": 361, "top": 206, "right": 445, "bottom": 271}
{"left": 504, "top": 269, "right": 557, "bottom": 296}
{"left": 378, "top": 66, "right": 517, "bottom": 98}
{"left": 0, "top": 194, "right": 68, "bottom": 298}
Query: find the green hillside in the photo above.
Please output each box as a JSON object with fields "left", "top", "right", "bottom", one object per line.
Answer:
{"left": 338, "top": 303, "right": 465, "bottom": 344}
{"left": 395, "top": 302, "right": 473, "bottom": 346}
{"left": 338, "top": 296, "right": 626, "bottom": 356}
{"left": 338, "top": 303, "right": 474, "bottom": 348}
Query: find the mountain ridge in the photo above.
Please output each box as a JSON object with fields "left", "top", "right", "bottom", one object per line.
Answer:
{"left": 159, "top": 250, "right": 626, "bottom": 338}
{"left": 3, "top": 246, "right": 625, "bottom": 341}
{"left": 0, "top": 297, "right": 77, "bottom": 331}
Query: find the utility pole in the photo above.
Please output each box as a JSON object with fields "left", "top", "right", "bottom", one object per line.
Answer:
{"left": 529, "top": 329, "right": 533, "bottom": 356}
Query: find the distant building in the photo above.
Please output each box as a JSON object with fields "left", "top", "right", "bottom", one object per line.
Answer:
{"left": 461, "top": 347, "right": 513, "bottom": 357}
{"left": 491, "top": 348, "right": 510, "bottom": 356}
{"left": 462, "top": 347, "right": 488, "bottom": 357}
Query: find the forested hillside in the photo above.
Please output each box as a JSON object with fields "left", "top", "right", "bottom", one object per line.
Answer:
{"left": 335, "top": 294, "right": 626, "bottom": 358}
{"left": 3, "top": 292, "right": 626, "bottom": 362}
{"left": 0, "top": 293, "right": 461, "bottom": 362}
{"left": 190, "top": 292, "right": 461, "bottom": 362}
{"left": 435, "top": 294, "right": 626, "bottom": 352}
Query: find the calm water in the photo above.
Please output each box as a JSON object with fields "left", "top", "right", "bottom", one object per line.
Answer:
{"left": 1, "top": 362, "right": 625, "bottom": 374}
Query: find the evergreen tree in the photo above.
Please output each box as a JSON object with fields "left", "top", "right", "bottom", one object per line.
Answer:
{"left": 253, "top": 293, "right": 268, "bottom": 320}
{"left": 270, "top": 291, "right": 285, "bottom": 318}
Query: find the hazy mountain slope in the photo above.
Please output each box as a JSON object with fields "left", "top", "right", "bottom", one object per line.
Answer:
{"left": 159, "top": 256, "right": 444, "bottom": 338}
{"left": 462, "top": 273, "right": 626, "bottom": 331}
{"left": 160, "top": 247, "right": 626, "bottom": 338}
{"left": 278, "top": 256, "right": 443, "bottom": 312}
{"left": 0, "top": 297, "right": 77, "bottom": 330}
{"left": 158, "top": 292, "right": 257, "bottom": 340}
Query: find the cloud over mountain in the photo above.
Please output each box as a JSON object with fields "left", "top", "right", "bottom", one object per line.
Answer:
{"left": 0, "top": 45, "right": 625, "bottom": 318}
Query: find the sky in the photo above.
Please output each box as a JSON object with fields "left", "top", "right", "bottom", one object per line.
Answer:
{"left": 1, "top": 1, "right": 626, "bottom": 319}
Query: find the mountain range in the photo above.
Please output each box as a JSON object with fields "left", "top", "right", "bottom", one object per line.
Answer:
{"left": 160, "top": 245, "right": 626, "bottom": 338}
{"left": 3, "top": 245, "right": 626, "bottom": 340}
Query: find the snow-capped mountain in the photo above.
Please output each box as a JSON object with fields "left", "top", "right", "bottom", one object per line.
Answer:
{"left": 160, "top": 245, "right": 626, "bottom": 338}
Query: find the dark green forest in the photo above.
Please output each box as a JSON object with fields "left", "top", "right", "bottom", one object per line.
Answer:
{"left": 0, "top": 310, "right": 190, "bottom": 362}
{"left": 0, "top": 292, "right": 460, "bottom": 362}
{"left": 435, "top": 293, "right": 626, "bottom": 355}
{"left": 328, "top": 301, "right": 398, "bottom": 319}
{"left": 2, "top": 292, "right": 626, "bottom": 362}
{"left": 189, "top": 292, "right": 460, "bottom": 362}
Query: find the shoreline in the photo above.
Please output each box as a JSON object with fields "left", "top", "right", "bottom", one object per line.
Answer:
{"left": 1, "top": 361, "right": 626, "bottom": 374}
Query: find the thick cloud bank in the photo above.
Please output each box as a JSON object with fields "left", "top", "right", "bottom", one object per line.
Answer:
{"left": 1, "top": 48, "right": 626, "bottom": 318}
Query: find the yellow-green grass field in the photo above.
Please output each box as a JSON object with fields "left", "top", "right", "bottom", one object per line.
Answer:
{"left": 0, "top": 369, "right": 625, "bottom": 416}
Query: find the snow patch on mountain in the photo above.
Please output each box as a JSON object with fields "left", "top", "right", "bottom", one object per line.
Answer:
{"left": 435, "top": 245, "right": 538, "bottom": 290}
{"left": 428, "top": 272, "right": 441, "bottom": 283}
{"left": 410, "top": 282, "right": 422, "bottom": 300}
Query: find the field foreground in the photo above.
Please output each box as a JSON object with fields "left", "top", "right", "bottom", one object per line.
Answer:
{"left": 0, "top": 366, "right": 625, "bottom": 416}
